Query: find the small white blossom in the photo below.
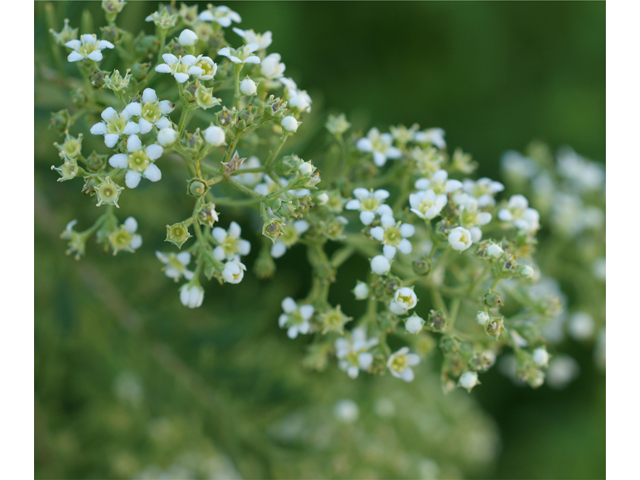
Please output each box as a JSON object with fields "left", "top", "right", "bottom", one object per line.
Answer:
{"left": 180, "top": 283, "right": 204, "bottom": 308}
{"left": 124, "top": 88, "right": 175, "bottom": 134}
{"left": 335, "top": 328, "right": 379, "bottom": 378}
{"left": 222, "top": 260, "right": 246, "bottom": 284}
{"left": 370, "top": 255, "right": 391, "bottom": 275}
{"left": 233, "top": 27, "right": 272, "bottom": 49}
{"left": 156, "top": 251, "right": 194, "bottom": 281}
{"left": 369, "top": 214, "right": 415, "bottom": 259}
{"left": 501, "top": 151, "right": 538, "bottom": 181}
{"left": 65, "top": 34, "right": 114, "bottom": 62}
{"left": 409, "top": 189, "right": 447, "bottom": 220}
{"left": 281, "top": 116, "right": 299, "bottom": 132}
{"left": 198, "top": 5, "right": 241, "bottom": 27}
{"left": 532, "top": 347, "right": 549, "bottom": 367}
{"left": 476, "top": 311, "right": 489, "bottom": 325}
{"left": 157, "top": 127, "right": 178, "bottom": 146}
{"left": 413, "top": 128, "right": 446, "bottom": 149}
{"left": 387, "top": 347, "right": 420, "bottom": 382}
{"left": 178, "top": 29, "right": 198, "bottom": 46}
{"left": 345, "top": 188, "right": 393, "bottom": 225}
{"left": 334, "top": 399, "right": 359, "bottom": 423}
{"left": 108, "top": 135, "right": 163, "bottom": 188}
{"left": 356, "top": 128, "right": 402, "bottom": 167}
{"left": 415, "top": 169, "right": 462, "bottom": 195}
{"left": 389, "top": 287, "right": 418, "bottom": 315}
{"left": 217, "top": 44, "right": 260, "bottom": 64}
{"left": 556, "top": 147, "right": 605, "bottom": 192}
{"left": 459, "top": 371, "right": 479, "bottom": 391}
{"left": 487, "top": 244, "right": 504, "bottom": 258}
{"left": 240, "top": 77, "right": 257, "bottom": 96}
{"left": 260, "top": 53, "right": 286, "bottom": 80}
{"left": 353, "top": 282, "right": 370, "bottom": 300}
{"left": 90, "top": 106, "right": 140, "bottom": 148}
{"left": 204, "top": 126, "right": 226, "bottom": 146}
{"left": 498, "top": 195, "right": 540, "bottom": 233}
{"left": 521, "top": 265, "right": 535, "bottom": 279}
{"left": 461, "top": 177, "right": 505, "bottom": 207}
{"left": 280, "top": 77, "right": 312, "bottom": 112}
{"left": 270, "top": 220, "right": 309, "bottom": 258}
{"left": 155, "top": 54, "right": 206, "bottom": 83}
{"left": 405, "top": 314, "right": 425, "bottom": 334}
{"left": 448, "top": 226, "right": 473, "bottom": 251}
{"left": 212, "top": 221, "right": 251, "bottom": 261}
{"left": 459, "top": 197, "right": 492, "bottom": 228}
{"left": 278, "top": 297, "right": 314, "bottom": 339}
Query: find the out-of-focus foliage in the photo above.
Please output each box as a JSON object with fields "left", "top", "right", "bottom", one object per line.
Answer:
{"left": 35, "top": 2, "right": 605, "bottom": 479}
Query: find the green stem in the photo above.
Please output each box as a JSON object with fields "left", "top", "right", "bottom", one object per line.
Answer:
{"left": 264, "top": 136, "right": 287, "bottom": 169}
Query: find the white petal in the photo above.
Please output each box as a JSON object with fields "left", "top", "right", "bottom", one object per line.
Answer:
{"left": 143, "top": 164, "right": 162, "bottom": 182}
{"left": 123, "top": 121, "right": 140, "bottom": 135}
{"left": 299, "top": 305, "right": 315, "bottom": 320}
{"left": 125, "top": 170, "right": 142, "bottom": 188}
{"left": 213, "top": 246, "right": 226, "bottom": 261}
{"left": 145, "top": 144, "right": 163, "bottom": 161}
{"left": 101, "top": 107, "right": 117, "bottom": 121}
{"left": 158, "top": 100, "right": 175, "bottom": 114}
{"left": 87, "top": 50, "right": 103, "bottom": 62}
{"left": 177, "top": 252, "right": 191, "bottom": 265}
{"left": 398, "top": 239, "right": 412, "bottom": 254}
{"left": 174, "top": 73, "right": 189, "bottom": 83}
{"left": 127, "top": 134, "right": 142, "bottom": 152}
{"left": 90, "top": 122, "right": 107, "bottom": 135}
{"left": 345, "top": 199, "right": 361, "bottom": 210}
{"left": 399, "top": 368, "right": 415, "bottom": 382}
{"left": 155, "top": 64, "right": 172, "bottom": 73}
{"left": 400, "top": 224, "right": 416, "bottom": 237}
{"left": 270, "top": 242, "right": 287, "bottom": 258}
{"left": 65, "top": 40, "right": 81, "bottom": 49}
{"left": 212, "top": 227, "right": 227, "bottom": 243}
{"left": 125, "top": 102, "right": 142, "bottom": 117}
{"left": 282, "top": 297, "right": 297, "bottom": 313}
{"left": 383, "top": 245, "right": 397, "bottom": 259}
{"left": 138, "top": 118, "right": 153, "bottom": 135}
{"left": 162, "top": 53, "right": 179, "bottom": 65}
{"left": 228, "top": 221, "right": 241, "bottom": 238}
{"left": 124, "top": 217, "right": 138, "bottom": 233}
{"left": 108, "top": 153, "right": 129, "bottom": 169}
{"left": 104, "top": 134, "right": 119, "bottom": 148}
{"left": 370, "top": 226, "right": 384, "bottom": 242}
{"left": 360, "top": 211, "right": 375, "bottom": 225}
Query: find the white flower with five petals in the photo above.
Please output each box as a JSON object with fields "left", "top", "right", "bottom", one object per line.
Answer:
{"left": 498, "top": 195, "right": 540, "bottom": 233}
{"left": 409, "top": 189, "right": 447, "bottom": 220}
{"left": 387, "top": 347, "right": 420, "bottom": 382}
{"left": 217, "top": 44, "right": 260, "bottom": 64}
{"left": 108, "top": 135, "right": 163, "bottom": 188}
{"left": 369, "top": 215, "right": 415, "bottom": 259}
{"left": 356, "top": 128, "right": 402, "bottom": 167}
{"left": 415, "top": 169, "right": 462, "bottom": 195}
{"left": 90, "top": 106, "right": 140, "bottom": 148}
{"left": 335, "top": 328, "right": 379, "bottom": 379}
{"left": 123, "top": 88, "right": 175, "bottom": 135}
{"left": 278, "top": 297, "right": 314, "bottom": 339}
{"left": 389, "top": 287, "right": 418, "bottom": 315}
{"left": 198, "top": 5, "right": 241, "bottom": 27}
{"left": 212, "top": 221, "right": 251, "bottom": 261}
{"left": 155, "top": 54, "right": 208, "bottom": 83}
{"left": 156, "top": 251, "right": 194, "bottom": 281}
{"left": 65, "top": 34, "right": 114, "bottom": 62}
{"left": 233, "top": 27, "right": 272, "bottom": 49}
{"left": 345, "top": 188, "right": 393, "bottom": 225}
{"left": 260, "top": 53, "right": 286, "bottom": 80}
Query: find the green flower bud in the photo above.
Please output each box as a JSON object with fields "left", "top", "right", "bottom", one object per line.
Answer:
{"left": 146, "top": 8, "right": 178, "bottom": 30}
{"left": 102, "top": 0, "right": 127, "bottom": 20}
{"left": 427, "top": 309, "right": 447, "bottom": 332}
{"left": 84, "top": 151, "right": 107, "bottom": 172}
{"left": 49, "top": 18, "right": 78, "bottom": 46}
{"left": 104, "top": 69, "right": 132, "bottom": 92}
{"left": 265, "top": 95, "right": 286, "bottom": 118}
{"left": 89, "top": 70, "right": 106, "bottom": 89}
{"left": 197, "top": 203, "right": 219, "bottom": 228}
{"left": 130, "top": 62, "right": 151, "bottom": 82}
{"left": 483, "top": 290, "right": 503, "bottom": 309}
{"left": 49, "top": 109, "right": 72, "bottom": 134}
{"left": 413, "top": 257, "right": 431, "bottom": 275}
{"left": 322, "top": 216, "right": 348, "bottom": 240}
{"left": 485, "top": 317, "right": 504, "bottom": 339}
{"left": 319, "top": 306, "right": 351, "bottom": 334}
{"left": 217, "top": 107, "right": 234, "bottom": 126}
{"left": 254, "top": 245, "right": 276, "bottom": 279}
{"left": 95, "top": 176, "right": 123, "bottom": 207}
{"left": 165, "top": 222, "right": 192, "bottom": 249}
{"left": 187, "top": 178, "right": 208, "bottom": 197}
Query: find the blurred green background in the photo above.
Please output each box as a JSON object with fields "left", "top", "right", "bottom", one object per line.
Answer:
{"left": 35, "top": 1, "right": 605, "bottom": 479}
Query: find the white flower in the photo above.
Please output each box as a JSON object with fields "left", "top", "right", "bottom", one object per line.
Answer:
{"left": 260, "top": 53, "right": 286, "bottom": 79}
{"left": 198, "top": 5, "right": 241, "bottom": 27}
{"left": 415, "top": 169, "right": 462, "bottom": 195}
{"left": 521, "top": 265, "right": 535, "bottom": 279}
{"left": 546, "top": 355, "right": 580, "bottom": 389}
{"left": 487, "top": 244, "right": 504, "bottom": 258}
{"left": 180, "top": 283, "right": 204, "bottom": 308}
{"left": 155, "top": 54, "right": 205, "bottom": 83}
{"left": 459, "top": 197, "right": 492, "bottom": 228}
{"left": 448, "top": 226, "right": 473, "bottom": 251}
{"left": 476, "top": 311, "right": 490, "bottom": 325}
{"left": 178, "top": 29, "right": 198, "bottom": 46}
{"left": 335, "top": 328, "right": 379, "bottom": 378}
{"left": 270, "top": 220, "right": 309, "bottom": 258}
{"left": 353, "top": 282, "right": 370, "bottom": 300}
{"left": 65, "top": 34, "right": 114, "bottom": 62}
{"left": 405, "top": 314, "right": 424, "bottom": 334}
{"left": 124, "top": 88, "right": 175, "bottom": 135}
{"left": 156, "top": 251, "right": 194, "bottom": 281}
{"left": 389, "top": 287, "right": 418, "bottom": 315}
{"left": 281, "top": 116, "right": 299, "bottom": 132}
{"left": 532, "top": 347, "right": 549, "bottom": 367}
{"left": 413, "top": 128, "right": 446, "bottom": 149}
{"left": 461, "top": 177, "right": 505, "bottom": 207}
{"left": 222, "top": 260, "right": 246, "bottom": 284}
{"left": 122, "top": 217, "right": 143, "bottom": 250}
{"left": 157, "top": 127, "right": 178, "bottom": 146}
{"left": 557, "top": 147, "right": 605, "bottom": 192}
{"left": 501, "top": 151, "right": 538, "bottom": 181}
{"left": 233, "top": 27, "right": 272, "bottom": 49}
{"left": 568, "top": 312, "right": 595, "bottom": 340}
{"left": 280, "top": 77, "right": 312, "bottom": 112}
{"left": 212, "top": 221, "right": 251, "bottom": 261}
{"left": 387, "top": 347, "right": 420, "bottom": 382}
{"left": 498, "top": 195, "right": 540, "bottom": 233}
{"left": 345, "top": 188, "right": 393, "bottom": 225}
{"left": 459, "top": 371, "right": 479, "bottom": 391}
{"left": 204, "top": 126, "right": 226, "bottom": 146}
{"left": 356, "top": 128, "right": 402, "bottom": 167}
{"left": 370, "top": 255, "right": 391, "bottom": 275}
{"left": 240, "top": 78, "right": 257, "bottom": 96}
{"left": 217, "top": 44, "right": 260, "bottom": 64}
{"left": 90, "top": 106, "right": 140, "bottom": 148}
{"left": 278, "top": 297, "right": 314, "bottom": 339}
{"left": 409, "top": 189, "right": 447, "bottom": 220}
{"left": 334, "top": 399, "right": 359, "bottom": 423}
{"left": 234, "top": 156, "right": 262, "bottom": 186}
{"left": 369, "top": 214, "right": 414, "bottom": 259}
{"left": 108, "top": 135, "right": 163, "bottom": 188}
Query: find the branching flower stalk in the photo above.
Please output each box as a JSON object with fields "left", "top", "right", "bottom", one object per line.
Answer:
{"left": 48, "top": 1, "right": 566, "bottom": 393}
